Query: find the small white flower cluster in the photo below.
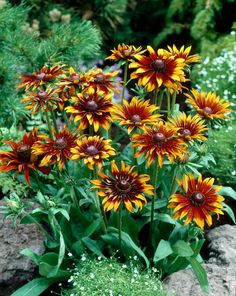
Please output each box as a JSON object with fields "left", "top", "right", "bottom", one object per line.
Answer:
{"left": 49, "top": 8, "right": 71, "bottom": 24}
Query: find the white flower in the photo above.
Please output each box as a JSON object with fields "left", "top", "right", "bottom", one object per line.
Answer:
{"left": 231, "top": 171, "right": 236, "bottom": 176}
{"left": 68, "top": 252, "right": 73, "bottom": 257}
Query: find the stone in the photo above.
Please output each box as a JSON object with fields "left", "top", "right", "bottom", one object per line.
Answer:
{"left": 0, "top": 214, "right": 45, "bottom": 296}
{"left": 163, "top": 225, "right": 236, "bottom": 296}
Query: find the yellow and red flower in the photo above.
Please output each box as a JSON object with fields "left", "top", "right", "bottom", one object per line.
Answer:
{"left": 165, "top": 45, "right": 200, "bottom": 65}
{"left": 129, "top": 46, "right": 186, "bottom": 92}
{"left": 168, "top": 113, "right": 208, "bottom": 142}
{"left": 85, "top": 68, "right": 120, "bottom": 94}
{"left": 70, "top": 135, "right": 115, "bottom": 170}
{"left": 112, "top": 97, "right": 161, "bottom": 134}
{"left": 91, "top": 160, "right": 153, "bottom": 212}
{"left": 168, "top": 174, "right": 224, "bottom": 228}
{"left": 65, "top": 89, "right": 113, "bottom": 132}
{"left": 131, "top": 121, "right": 187, "bottom": 167}
{"left": 185, "top": 89, "right": 232, "bottom": 120}
{"left": 58, "top": 67, "right": 88, "bottom": 96}
{"left": 0, "top": 129, "right": 49, "bottom": 185}
{"left": 20, "top": 88, "right": 61, "bottom": 114}
{"left": 105, "top": 44, "right": 146, "bottom": 61}
{"left": 18, "top": 64, "right": 64, "bottom": 90}
{"left": 32, "top": 127, "right": 77, "bottom": 171}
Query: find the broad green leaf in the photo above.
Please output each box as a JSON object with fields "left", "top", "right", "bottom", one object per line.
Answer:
{"left": 51, "top": 209, "right": 70, "bottom": 221}
{"left": 172, "top": 240, "right": 194, "bottom": 257}
{"left": 48, "top": 232, "right": 65, "bottom": 277}
{"left": 20, "top": 248, "right": 41, "bottom": 265}
{"left": 219, "top": 187, "right": 236, "bottom": 200}
{"left": 82, "top": 237, "right": 105, "bottom": 258}
{"left": 223, "top": 203, "right": 236, "bottom": 223}
{"left": 168, "top": 257, "right": 190, "bottom": 274}
{"left": 155, "top": 213, "right": 176, "bottom": 224}
{"left": 83, "top": 217, "right": 102, "bottom": 238}
{"left": 11, "top": 277, "right": 57, "bottom": 296}
{"left": 153, "top": 240, "right": 173, "bottom": 263}
{"left": 188, "top": 257, "right": 208, "bottom": 293}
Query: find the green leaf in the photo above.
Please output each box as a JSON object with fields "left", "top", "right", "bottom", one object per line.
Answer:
{"left": 188, "top": 257, "right": 208, "bottom": 293}
{"left": 20, "top": 248, "right": 41, "bottom": 265}
{"left": 82, "top": 237, "right": 105, "bottom": 258}
{"left": 154, "top": 213, "right": 176, "bottom": 224}
{"left": 223, "top": 202, "right": 236, "bottom": 224}
{"left": 11, "top": 277, "right": 57, "bottom": 296}
{"left": 172, "top": 240, "right": 194, "bottom": 257}
{"left": 153, "top": 240, "right": 173, "bottom": 263}
{"left": 219, "top": 187, "right": 236, "bottom": 200}
{"left": 48, "top": 232, "right": 65, "bottom": 277}
{"left": 83, "top": 217, "right": 102, "bottom": 238}
{"left": 52, "top": 209, "right": 70, "bottom": 221}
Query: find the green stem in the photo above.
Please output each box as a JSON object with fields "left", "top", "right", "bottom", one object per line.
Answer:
{"left": 149, "top": 160, "right": 159, "bottom": 245}
{"left": 118, "top": 203, "right": 123, "bottom": 251}
{"left": 169, "top": 165, "right": 179, "bottom": 196}
{"left": 70, "top": 186, "right": 80, "bottom": 208}
{"left": 153, "top": 88, "right": 159, "bottom": 107}
{"left": 171, "top": 90, "right": 177, "bottom": 115}
{"left": 157, "top": 89, "right": 165, "bottom": 110}
{"left": 94, "top": 166, "right": 108, "bottom": 233}
{"left": 89, "top": 125, "right": 94, "bottom": 136}
{"left": 121, "top": 60, "right": 129, "bottom": 103}
{"left": 45, "top": 108, "right": 53, "bottom": 138}
{"left": 167, "top": 90, "right": 171, "bottom": 118}
{"left": 50, "top": 109, "right": 59, "bottom": 134}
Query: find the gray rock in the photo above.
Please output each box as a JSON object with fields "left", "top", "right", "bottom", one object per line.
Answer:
{"left": 0, "top": 215, "right": 45, "bottom": 296}
{"left": 164, "top": 263, "right": 236, "bottom": 296}
{"left": 163, "top": 225, "right": 236, "bottom": 296}
{"left": 206, "top": 224, "right": 236, "bottom": 266}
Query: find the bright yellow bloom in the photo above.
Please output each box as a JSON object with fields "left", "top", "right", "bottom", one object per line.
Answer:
{"left": 165, "top": 45, "right": 200, "bottom": 65}
{"left": 106, "top": 44, "right": 146, "bottom": 61}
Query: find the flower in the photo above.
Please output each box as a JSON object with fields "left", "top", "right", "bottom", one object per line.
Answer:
{"left": 105, "top": 44, "right": 146, "bottom": 61}
{"left": 0, "top": 129, "right": 49, "bottom": 185}
{"left": 91, "top": 161, "right": 153, "bottom": 212}
{"left": 168, "top": 174, "right": 224, "bottom": 228}
{"left": 185, "top": 89, "right": 232, "bottom": 120}
{"left": 129, "top": 46, "right": 186, "bottom": 92}
{"left": 131, "top": 121, "right": 187, "bottom": 167}
{"left": 112, "top": 97, "right": 161, "bottom": 134}
{"left": 18, "top": 64, "right": 64, "bottom": 90}
{"left": 20, "top": 88, "right": 61, "bottom": 114}
{"left": 168, "top": 113, "right": 208, "bottom": 142}
{"left": 58, "top": 67, "right": 87, "bottom": 96}
{"left": 65, "top": 89, "right": 113, "bottom": 132}
{"left": 70, "top": 135, "right": 115, "bottom": 170}
{"left": 32, "top": 127, "right": 77, "bottom": 171}
{"left": 165, "top": 45, "right": 200, "bottom": 65}
{"left": 85, "top": 68, "right": 120, "bottom": 94}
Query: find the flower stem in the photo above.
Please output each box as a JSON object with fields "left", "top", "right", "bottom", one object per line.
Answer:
{"left": 167, "top": 90, "right": 171, "bottom": 118}
{"left": 153, "top": 88, "right": 159, "bottom": 107}
{"left": 171, "top": 90, "right": 177, "bottom": 115}
{"left": 118, "top": 203, "right": 123, "bottom": 251}
{"left": 121, "top": 60, "right": 129, "bottom": 104}
{"left": 169, "top": 165, "right": 179, "bottom": 196}
{"left": 45, "top": 108, "right": 53, "bottom": 138}
{"left": 149, "top": 160, "right": 158, "bottom": 246}
{"left": 50, "top": 109, "right": 59, "bottom": 134}
{"left": 157, "top": 89, "right": 165, "bottom": 110}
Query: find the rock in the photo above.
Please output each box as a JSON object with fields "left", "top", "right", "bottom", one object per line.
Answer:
{"left": 0, "top": 215, "right": 45, "bottom": 296}
{"left": 163, "top": 225, "right": 236, "bottom": 296}
{"left": 206, "top": 224, "right": 236, "bottom": 266}
{"left": 164, "top": 263, "right": 236, "bottom": 296}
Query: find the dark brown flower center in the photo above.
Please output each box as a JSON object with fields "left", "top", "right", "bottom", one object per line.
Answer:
{"left": 95, "top": 74, "right": 105, "bottom": 84}
{"left": 54, "top": 138, "right": 67, "bottom": 150}
{"left": 17, "top": 145, "right": 31, "bottom": 162}
{"left": 131, "top": 114, "right": 142, "bottom": 123}
{"left": 190, "top": 191, "right": 205, "bottom": 206}
{"left": 116, "top": 180, "right": 131, "bottom": 192}
{"left": 203, "top": 107, "right": 213, "bottom": 114}
{"left": 150, "top": 59, "right": 166, "bottom": 72}
{"left": 37, "top": 91, "right": 48, "bottom": 100}
{"left": 85, "top": 100, "right": 98, "bottom": 112}
{"left": 35, "top": 72, "right": 46, "bottom": 80}
{"left": 86, "top": 145, "right": 98, "bottom": 156}
{"left": 72, "top": 75, "right": 80, "bottom": 81}
{"left": 123, "top": 49, "right": 132, "bottom": 56}
{"left": 181, "top": 128, "right": 192, "bottom": 136}
{"left": 152, "top": 132, "right": 166, "bottom": 144}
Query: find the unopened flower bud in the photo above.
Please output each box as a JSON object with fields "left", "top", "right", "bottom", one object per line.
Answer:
{"left": 49, "top": 8, "right": 61, "bottom": 22}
